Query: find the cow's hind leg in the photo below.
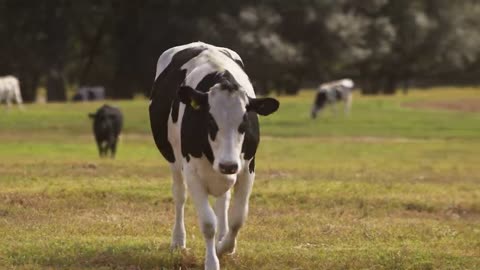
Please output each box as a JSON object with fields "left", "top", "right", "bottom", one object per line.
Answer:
{"left": 217, "top": 168, "right": 254, "bottom": 256}
{"left": 330, "top": 100, "right": 338, "bottom": 116}
{"left": 170, "top": 165, "right": 187, "bottom": 249}
{"left": 14, "top": 88, "right": 24, "bottom": 110}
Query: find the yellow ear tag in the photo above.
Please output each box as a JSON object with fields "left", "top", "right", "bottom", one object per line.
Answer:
{"left": 190, "top": 99, "right": 200, "bottom": 110}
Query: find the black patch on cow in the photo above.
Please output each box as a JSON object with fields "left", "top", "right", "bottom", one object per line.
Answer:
{"left": 196, "top": 70, "right": 240, "bottom": 93}
{"left": 219, "top": 48, "right": 245, "bottom": 69}
{"left": 179, "top": 69, "right": 222, "bottom": 164}
{"left": 248, "top": 157, "right": 255, "bottom": 173}
{"left": 196, "top": 72, "right": 222, "bottom": 92}
{"left": 149, "top": 46, "right": 207, "bottom": 163}
{"left": 207, "top": 113, "right": 219, "bottom": 141}
{"left": 238, "top": 114, "right": 248, "bottom": 134}
{"left": 334, "top": 88, "right": 343, "bottom": 101}
{"left": 89, "top": 104, "right": 123, "bottom": 158}
{"left": 219, "top": 70, "right": 240, "bottom": 92}
{"left": 241, "top": 111, "right": 260, "bottom": 160}
{"left": 181, "top": 103, "right": 215, "bottom": 163}
{"left": 314, "top": 91, "right": 328, "bottom": 109}
{"left": 171, "top": 98, "right": 180, "bottom": 123}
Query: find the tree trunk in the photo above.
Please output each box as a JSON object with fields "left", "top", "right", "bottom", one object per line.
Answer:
{"left": 109, "top": 2, "right": 141, "bottom": 99}
{"left": 402, "top": 78, "right": 410, "bottom": 95}
{"left": 79, "top": 17, "right": 107, "bottom": 85}
{"left": 110, "top": 68, "right": 135, "bottom": 99}
{"left": 382, "top": 75, "right": 397, "bottom": 95}
{"left": 46, "top": 69, "right": 67, "bottom": 102}
{"left": 18, "top": 72, "right": 40, "bottom": 103}
{"left": 361, "top": 77, "right": 381, "bottom": 95}
{"left": 44, "top": 1, "right": 68, "bottom": 102}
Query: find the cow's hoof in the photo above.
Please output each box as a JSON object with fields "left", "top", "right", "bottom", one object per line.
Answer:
{"left": 170, "top": 241, "right": 186, "bottom": 251}
{"left": 216, "top": 239, "right": 236, "bottom": 256}
{"left": 204, "top": 254, "right": 220, "bottom": 270}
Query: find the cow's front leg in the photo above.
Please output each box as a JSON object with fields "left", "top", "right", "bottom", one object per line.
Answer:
{"left": 96, "top": 140, "right": 104, "bottom": 157}
{"left": 5, "top": 97, "right": 12, "bottom": 111}
{"left": 186, "top": 173, "right": 219, "bottom": 270}
{"left": 109, "top": 138, "right": 118, "bottom": 159}
{"left": 170, "top": 166, "right": 187, "bottom": 249}
{"left": 214, "top": 190, "right": 231, "bottom": 242}
{"left": 311, "top": 105, "right": 319, "bottom": 119}
{"left": 217, "top": 166, "right": 254, "bottom": 256}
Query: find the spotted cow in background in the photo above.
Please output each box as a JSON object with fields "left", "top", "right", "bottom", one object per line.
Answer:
{"left": 311, "top": 78, "right": 354, "bottom": 118}
{"left": 149, "top": 42, "right": 279, "bottom": 270}
{"left": 0, "top": 75, "right": 23, "bottom": 109}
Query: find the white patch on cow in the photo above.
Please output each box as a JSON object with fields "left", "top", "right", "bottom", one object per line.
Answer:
{"left": 340, "top": 78, "right": 354, "bottom": 88}
{"left": 155, "top": 41, "right": 244, "bottom": 81}
{"left": 155, "top": 42, "right": 204, "bottom": 80}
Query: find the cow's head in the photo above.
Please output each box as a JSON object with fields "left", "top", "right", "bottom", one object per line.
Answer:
{"left": 311, "top": 91, "right": 327, "bottom": 119}
{"left": 179, "top": 82, "right": 279, "bottom": 175}
{"left": 88, "top": 108, "right": 113, "bottom": 131}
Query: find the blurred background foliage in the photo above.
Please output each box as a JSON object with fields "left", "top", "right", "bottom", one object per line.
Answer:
{"left": 1, "top": 0, "right": 479, "bottom": 102}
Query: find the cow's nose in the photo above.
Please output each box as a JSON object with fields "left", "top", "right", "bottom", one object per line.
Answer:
{"left": 219, "top": 162, "right": 238, "bottom": 174}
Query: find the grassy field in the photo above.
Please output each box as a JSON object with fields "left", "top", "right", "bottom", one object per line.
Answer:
{"left": 0, "top": 87, "right": 479, "bottom": 270}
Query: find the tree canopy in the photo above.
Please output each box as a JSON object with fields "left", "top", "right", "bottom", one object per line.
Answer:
{"left": 1, "top": 0, "right": 479, "bottom": 101}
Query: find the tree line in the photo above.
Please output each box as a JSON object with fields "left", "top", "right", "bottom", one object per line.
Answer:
{"left": 1, "top": 0, "right": 479, "bottom": 102}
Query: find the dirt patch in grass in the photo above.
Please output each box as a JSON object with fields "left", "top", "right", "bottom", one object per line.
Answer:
{"left": 404, "top": 99, "right": 480, "bottom": 112}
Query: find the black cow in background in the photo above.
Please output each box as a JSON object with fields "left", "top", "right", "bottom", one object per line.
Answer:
{"left": 73, "top": 86, "right": 106, "bottom": 102}
{"left": 88, "top": 104, "right": 123, "bottom": 158}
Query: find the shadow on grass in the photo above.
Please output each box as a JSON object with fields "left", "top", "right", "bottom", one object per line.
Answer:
{"left": 6, "top": 242, "right": 200, "bottom": 270}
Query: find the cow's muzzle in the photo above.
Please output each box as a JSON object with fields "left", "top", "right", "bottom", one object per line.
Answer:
{"left": 218, "top": 162, "right": 238, "bottom": 175}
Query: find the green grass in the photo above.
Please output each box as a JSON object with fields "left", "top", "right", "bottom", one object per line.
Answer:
{"left": 0, "top": 87, "right": 479, "bottom": 269}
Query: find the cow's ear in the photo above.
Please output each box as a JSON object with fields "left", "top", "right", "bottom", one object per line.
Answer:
{"left": 178, "top": 86, "right": 208, "bottom": 110}
{"left": 88, "top": 113, "right": 96, "bottom": 119}
{"left": 247, "top": 97, "right": 280, "bottom": 116}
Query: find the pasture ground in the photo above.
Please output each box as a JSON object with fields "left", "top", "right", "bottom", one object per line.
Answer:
{"left": 0, "top": 87, "right": 479, "bottom": 269}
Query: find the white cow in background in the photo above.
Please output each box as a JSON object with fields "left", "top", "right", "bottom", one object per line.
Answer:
{"left": 311, "top": 78, "right": 354, "bottom": 118}
{"left": 0, "top": 75, "right": 23, "bottom": 109}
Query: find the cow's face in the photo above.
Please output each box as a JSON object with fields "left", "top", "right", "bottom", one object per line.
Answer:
{"left": 311, "top": 91, "right": 327, "bottom": 119}
{"left": 89, "top": 112, "right": 112, "bottom": 131}
{"left": 179, "top": 85, "right": 279, "bottom": 175}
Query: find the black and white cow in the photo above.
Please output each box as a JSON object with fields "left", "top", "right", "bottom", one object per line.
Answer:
{"left": 0, "top": 75, "right": 23, "bottom": 109}
{"left": 88, "top": 104, "right": 123, "bottom": 158}
{"left": 149, "top": 42, "right": 279, "bottom": 270}
{"left": 311, "top": 78, "right": 354, "bottom": 118}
